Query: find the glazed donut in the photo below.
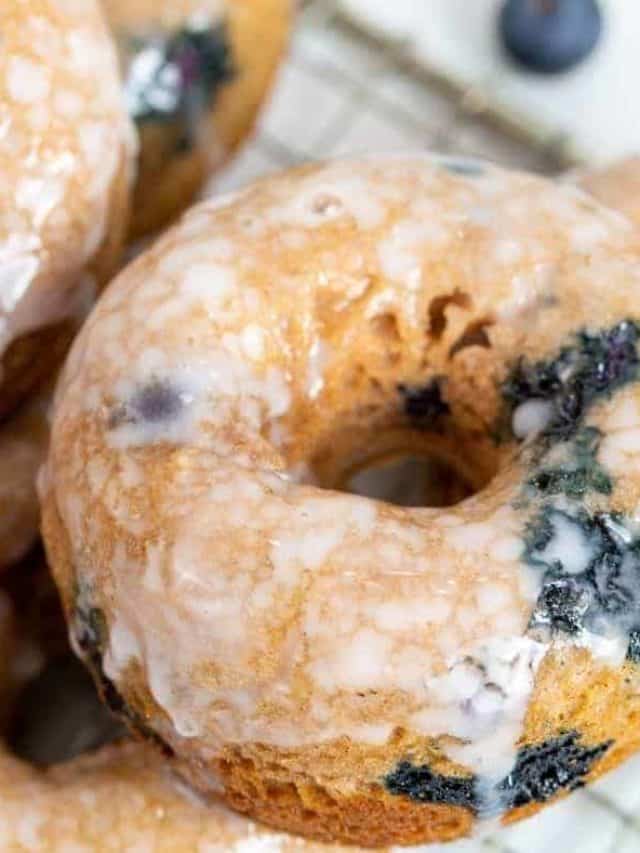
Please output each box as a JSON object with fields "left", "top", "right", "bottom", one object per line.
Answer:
{"left": 103, "top": 0, "right": 291, "bottom": 237}
{"left": 0, "top": 0, "right": 133, "bottom": 417}
{"left": 0, "top": 394, "right": 49, "bottom": 572}
{"left": 579, "top": 158, "right": 640, "bottom": 231}
{"left": 42, "top": 155, "right": 640, "bottom": 846}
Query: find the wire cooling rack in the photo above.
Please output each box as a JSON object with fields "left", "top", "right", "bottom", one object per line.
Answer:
{"left": 210, "top": 0, "right": 559, "bottom": 198}
{"left": 209, "top": 3, "right": 640, "bottom": 851}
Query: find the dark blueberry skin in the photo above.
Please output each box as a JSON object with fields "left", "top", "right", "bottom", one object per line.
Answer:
{"left": 125, "top": 21, "right": 235, "bottom": 142}
{"left": 504, "top": 322, "right": 640, "bottom": 646}
{"left": 497, "top": 732, "right": 611, "bottom": 809}
{"left": 131, "top": 380, "right": 184, "bottom": 423}
{"left": 499, "top": 0, "right": 603, "bottom": 74}
{"left": 108, "top": 379, "right": 184, "bottom": 429}
{"left": 384, "top": 761, "right": 477, "bottom": 812}
{"left": 504, "top": 321, "right": 640, "bottom": 445}
{"left": 627, "top": 628, "right": 640, "bottom": 663}
{"left": 527, "top": 426, "right": 612, "bottom": 499}
{"left": 384, "top": 732, "right": 611, "bottom": 813}
{"left": 525, "top": 506, "right": 640, "bottom": 639}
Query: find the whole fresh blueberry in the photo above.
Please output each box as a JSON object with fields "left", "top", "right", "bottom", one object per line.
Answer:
{"left": 499, "top": 0, "right": 603, "bottom": 74}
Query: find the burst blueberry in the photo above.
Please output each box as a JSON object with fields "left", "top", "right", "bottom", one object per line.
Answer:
{"left": 529, "top": 577, "right": 591, "bottom": 635}
{"left": 384, "top": 761, "right": 477, "bottom": 811}
{"left": 504, "top": 320, "right": 640, "bottom": 442}
{"left": 384, "top": 733, "right": 611, "bottom": 812}
{"left": 525, "top": 507, "right": 640, "bottom": 640}
{"left": 108, "top": 379, "right": 185, "bottom": 429}
{"left": 125, "top": 21, "right": 234, "bottom": 133}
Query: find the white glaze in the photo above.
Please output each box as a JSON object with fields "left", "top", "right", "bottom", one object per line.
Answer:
{"left": 43, "top": 156, "right": 640, "bottom": 805}
{"left": 512, "top": 399, "right": 554, "bottom": 440}
{"left": 0, "top": 0, "right": 134, "bottom": 364}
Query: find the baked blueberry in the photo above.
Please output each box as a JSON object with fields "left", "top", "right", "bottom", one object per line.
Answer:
{"left": 125, "top": 21, "right": 234, "bottom": 129}
{"left": 108, "top": 379, "right": 185, "bottom": 429}
{"left": 384, "top": 761, "right": 477, "bottom": 811}
{"left": 497, "top": 732, "right": 611, "bottom": 808}
{"left": 499, "top": 0, "right": 603, "bottom": 74}
{"left": 398, "top": 378, "right": 450, "bottom": 426}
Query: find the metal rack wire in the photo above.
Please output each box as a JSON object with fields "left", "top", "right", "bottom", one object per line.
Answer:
{"left": 210, "top": 0, "right": 559, "bottom": 197}
{"left": 208, "top": 3, "right": 640, "bottom": 850}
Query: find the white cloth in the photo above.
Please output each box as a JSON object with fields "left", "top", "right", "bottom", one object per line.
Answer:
{"left": 338, "top": 0, "right": 640, "bottom": 165}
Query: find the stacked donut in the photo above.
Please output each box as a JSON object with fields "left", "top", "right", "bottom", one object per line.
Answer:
{"left": 5, "top": 2, "right": 640, "bottom": 850}
{"left": 0, "top": 0, "right": 290, "bottom": 574}
{"left": 0, "top": 0, "right": 295, "bottom": 849}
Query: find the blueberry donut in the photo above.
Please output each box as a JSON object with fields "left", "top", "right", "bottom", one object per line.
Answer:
{"left": 0, "top": 393, "right": 49, "bottom": 572}
{"left": 0, "top": 0, "right": 134, "bottom": 418}
{"left": 41, "top": 155, "right": 640, "bottom": 846}
{"left": 103, "top": 0, "right": 291, "bottom": 237}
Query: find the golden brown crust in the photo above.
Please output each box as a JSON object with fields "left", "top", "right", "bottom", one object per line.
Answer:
{"left": 41, "top": 155, "right": 640, "bottom": 844}
{"left": 162, "top": 644, "right": 639, "bottom": 846}
{"left": 214, "top": 748, "right": 474, "bottom": 846}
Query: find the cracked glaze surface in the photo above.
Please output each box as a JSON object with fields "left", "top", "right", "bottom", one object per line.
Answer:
{"left": 0, "top": 0, "right": 134, "bottom": 379}
{"left": 42, "top": 155, "right": 640, "bottom": 801}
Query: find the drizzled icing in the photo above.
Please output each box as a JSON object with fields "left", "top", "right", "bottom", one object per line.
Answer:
{"left": 42, "top": 155, "right": 640, "bottom": 825}
{"left": 0, "top": 0, "right": 134, "bottom": 369}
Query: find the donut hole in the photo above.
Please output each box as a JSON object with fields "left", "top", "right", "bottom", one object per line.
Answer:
{"left": 7, "top": 653, "right": 122, "bottom": 767}
{"left": 343, "top": 449, "right": 475, "bottom": 508}
{"left": 2, "top": 553, "right": 123, "bottom": 767}
{"left": 310, "top": 422, "right": 496, "bottom": 510}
